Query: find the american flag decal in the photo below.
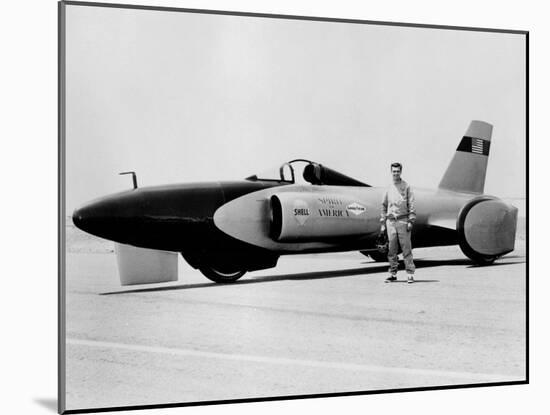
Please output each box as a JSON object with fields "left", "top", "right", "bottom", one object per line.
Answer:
{"left": 471, "top": 138, "right": 484, "bottom": 154}
{"left": 456, "top": 136, "right": 490, "bottom": 156}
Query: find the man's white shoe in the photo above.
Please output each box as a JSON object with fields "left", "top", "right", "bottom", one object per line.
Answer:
{"left": 407, "top": 275, "right": 415, "bottom": 284}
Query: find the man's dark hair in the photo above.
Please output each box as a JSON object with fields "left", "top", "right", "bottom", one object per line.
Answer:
{"left": 390, "top": 162, "right": 402, "bottom": 171}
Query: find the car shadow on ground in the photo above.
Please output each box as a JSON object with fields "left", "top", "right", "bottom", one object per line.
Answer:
{"left": 102, "top": 266, "right": 389, "bottom": 295}
{"left": 380, "top": 255, "right": 525, "bottom": 269}
{"left": 101, "top": 254, "right": 525, "bottom": 295}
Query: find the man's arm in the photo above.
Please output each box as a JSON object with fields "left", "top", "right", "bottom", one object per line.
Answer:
{"left": 380, "top": 190, "right": 388, "bottom": 230}
{"left": 407, "top": 185, "right": 416, "bottom": 230}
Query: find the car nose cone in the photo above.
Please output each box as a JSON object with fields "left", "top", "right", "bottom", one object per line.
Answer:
{"left": 72, "top": 192, "right": 132, "bottom": 238}
{"left": 72, "top": 205, "right": 93, "bottom": 232}
{"left": 70, "top": 182, "right": 225, "bottom": 251}
{"left": 72, "top": 206, "right": 90, "bottom": 230}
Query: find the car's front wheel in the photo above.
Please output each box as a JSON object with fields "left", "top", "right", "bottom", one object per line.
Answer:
{"left": 199, "top": 265, "right": 246, "bottom": 283}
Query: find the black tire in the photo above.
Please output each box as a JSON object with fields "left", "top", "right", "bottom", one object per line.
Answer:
{"left": 476, "top": 256, "right": 497, "bottom": 265}
{"left": 199, "top": 265, "right": 246, "bottom": 283}
{"left": 463, "top": 252, "right": 498, "bottom": 266}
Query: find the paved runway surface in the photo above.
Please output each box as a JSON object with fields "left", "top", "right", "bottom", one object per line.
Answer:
{"left": 64, "top": 227, "right": 526, "bottom": 411}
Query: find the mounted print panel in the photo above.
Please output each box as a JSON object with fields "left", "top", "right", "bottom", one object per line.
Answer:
{"left": 59, "top": 1, "right": 527, "bottom": 413}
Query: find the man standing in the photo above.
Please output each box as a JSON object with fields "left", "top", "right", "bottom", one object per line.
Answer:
{"left": 381, "top": 162, "right": 416, "bottom": 283}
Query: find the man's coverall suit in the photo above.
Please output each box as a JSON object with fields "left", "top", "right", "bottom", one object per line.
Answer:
{"left": 381, "top": 180, "right": 416, "bottom": 275}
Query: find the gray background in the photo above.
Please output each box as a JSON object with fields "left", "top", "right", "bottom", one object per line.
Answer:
{"left": 65, "top": 6, "right": 526, "bottom": 212}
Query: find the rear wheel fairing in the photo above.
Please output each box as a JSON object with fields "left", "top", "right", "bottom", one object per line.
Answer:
{"left": 457, "top": 196, "right": 518, "bottom": 261}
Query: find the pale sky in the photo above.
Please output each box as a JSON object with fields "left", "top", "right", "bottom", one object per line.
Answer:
{"left": 64, "top": 4, "right": 526, "bottom": 212}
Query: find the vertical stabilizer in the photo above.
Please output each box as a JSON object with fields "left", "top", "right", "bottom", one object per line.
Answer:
{"left": 438, "top": 120, "right": 493, "bottom": 194}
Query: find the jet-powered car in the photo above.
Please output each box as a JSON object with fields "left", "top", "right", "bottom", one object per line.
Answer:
{"left": 72, "top": 120, "right": 518, "bottom": 284}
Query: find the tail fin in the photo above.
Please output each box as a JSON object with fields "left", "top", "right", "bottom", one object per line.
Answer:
{"left": 438, "top": 120, "right": 493, "bottom": 194}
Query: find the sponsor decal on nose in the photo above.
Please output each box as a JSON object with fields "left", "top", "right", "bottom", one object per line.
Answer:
{"left": 293, "top": 199, "right": 310, "bottom": 225}
{"left": 346, "top": 202, "right": 366, "bottom": 216}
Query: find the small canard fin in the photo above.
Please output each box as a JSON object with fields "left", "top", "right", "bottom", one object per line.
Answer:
{"left": 115, "top": 243, "right": 178, "bottom": 286}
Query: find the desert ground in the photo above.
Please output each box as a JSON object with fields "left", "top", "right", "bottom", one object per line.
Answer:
{"left": 63, "top": 212, "right": 526, "bottom": 411}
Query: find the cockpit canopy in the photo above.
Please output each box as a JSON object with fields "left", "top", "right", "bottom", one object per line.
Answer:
{"left": 245, "top": 159, "right": 370, "bottom": 187}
